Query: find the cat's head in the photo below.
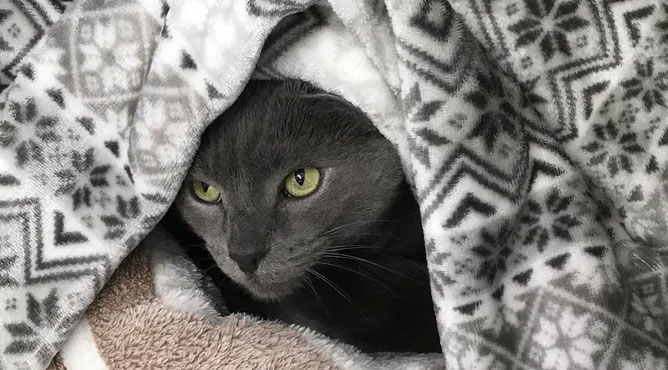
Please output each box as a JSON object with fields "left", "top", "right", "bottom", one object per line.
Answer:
{"left": 175, "top": 80, "right": 407, "bottom": 300}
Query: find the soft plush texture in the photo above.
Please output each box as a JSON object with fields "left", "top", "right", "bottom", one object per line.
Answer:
{"left": 46, "top": 230, "right": 444, "bottom": 370}
{"left": 1, "top": 0, "right": 668, "bottom": 369}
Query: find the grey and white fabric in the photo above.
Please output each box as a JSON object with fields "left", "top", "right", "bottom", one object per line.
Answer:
{"left": 1, "top": 0, "right": 668, "bottom": 368}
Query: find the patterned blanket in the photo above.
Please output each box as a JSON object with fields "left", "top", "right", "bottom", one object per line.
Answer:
{"left": 1, "top": 0, "right": 668, "bottom": 369}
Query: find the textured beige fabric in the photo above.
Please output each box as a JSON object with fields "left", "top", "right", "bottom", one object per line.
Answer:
{"left": 49, "top": 251, "right": 337, "bottom": 370}
{"left": 46, "top": 238, "right": 444, "bottom": 370}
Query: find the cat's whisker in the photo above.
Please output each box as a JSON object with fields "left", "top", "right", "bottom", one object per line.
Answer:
{"left": 318, "top": 219, "right": 409, "bottom": 238}
{"left": 307, "top": 269, "right": 368, "bottom": 321}
{"left": 201, "top": 264, "right": 223, "bottom": 274}
{"left": 315, "top": 260, "right": 393, "bottom": 292}
{"left": 184, "top": 243, "right": 208, "bottom": 249}
{"left": 317, "top": 233, "right": 397, "bottom": 240}
{"left": 300, "top": 275, "right": 327, "bottom": 313}
{"left": 327, "top": 245, "right": 383, "bottom": 252}
{"left": 307, "top": 269, "right": 353, "bottom": 306}
{"left": 398, "top": 210, "right": 421, "bottom": 221}
{"left": 322, "top": 252, "right": 423, "bottom": 284}
{"left": 193, "top": 257, "right": 217, "bottom": 264}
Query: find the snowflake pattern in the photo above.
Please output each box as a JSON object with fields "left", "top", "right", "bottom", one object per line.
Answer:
{"left": 78, "top": 19, "right": 143, "bottom": 95}
{"left": 470, "top": 224, "right": 513, "bottom": 284}
{"left": 509, "top": 0, "right": 589, "bottom": 60}
{"left": 581, "top": 120, "right": 645, "bottom": 178}
{"left": 3, "top": 289, "right": 78, "bottom": 358}
{"left": 465, "top": 71, "right": 519, "bottom": 150}
{"left": 4, "top": 98, "right": 62, "bottom": 168}
{"left": 528, "top": 300, "right": 606, "bottom": 369}
{"left": 519, "top": 188, "right": 581, "bottom": 251}
{"left": 621, "top": 58, "right": 668, "bottom": 112}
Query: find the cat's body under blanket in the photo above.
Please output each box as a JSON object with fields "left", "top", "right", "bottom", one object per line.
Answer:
{"left": 166, "top": 80, "right": 440, "bottom": 353}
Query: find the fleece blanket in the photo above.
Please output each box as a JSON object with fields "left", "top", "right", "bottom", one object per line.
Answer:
{"left": 44, "top": 229, "right": 444, "bottom": 370}
{"left": 1, "top": 0, "right": 668, "bottom": 369}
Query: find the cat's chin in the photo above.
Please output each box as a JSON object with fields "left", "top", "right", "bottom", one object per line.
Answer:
{"left": 233, "top": 274, "right": 301, "bottom": 302}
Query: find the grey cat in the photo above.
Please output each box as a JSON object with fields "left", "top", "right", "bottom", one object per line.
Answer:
{"left": 171, "top": 80, "right": 440, "bottom": 353}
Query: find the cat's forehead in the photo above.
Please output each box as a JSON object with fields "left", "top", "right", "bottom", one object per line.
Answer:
{"left": 193, "top": 81, "right": 382, "bottom": 182}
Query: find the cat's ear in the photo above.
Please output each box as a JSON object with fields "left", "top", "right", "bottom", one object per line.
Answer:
{"left": 283, "top": 79, "right": 350, "bottom": 105}
{"left": 299, "top": 92, "right": 350, "bottom": 105}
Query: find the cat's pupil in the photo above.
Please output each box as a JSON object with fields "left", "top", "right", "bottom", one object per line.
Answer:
{"left": 294, "top": 169, "right": 305, "bottom": 186}
{"left": 201, "top": 182, "right": 209, "bottom": 192}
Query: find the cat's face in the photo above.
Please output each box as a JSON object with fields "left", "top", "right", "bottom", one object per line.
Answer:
{"left": 175, "top": 81, "right": 405, "bottom": 300}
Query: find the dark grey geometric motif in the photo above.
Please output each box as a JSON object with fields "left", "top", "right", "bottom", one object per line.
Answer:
{"left": 410, "top": 0, "right": 454, "bottom": 41}
{"left": 179, "top": 52, "right": 197, "bottom": 70}
{"left": 0, "top": 174, "right": 20, "bottom": 186}
{"left": 465, "top": 0, "right": 622, "bottom": 142}
{"left": 48, "top": 0, "right": 72, "bottom": 14}
{"left": 395, "top": 37, "right": 465, "bottom": 95}
{"left": 419, "top": 141, "right": 530, "bottom": 223}
{"left": 0, "top": 9, "right": 14, "bottom": 52}
{"left": 470, "top": 224, "right": 513, "bottom": 284}
{"left": 581, "top": 119, "right": 645, "bottom": 178}
{"left": 657, "top": 4, "right": 668, "bottom": 44}
{"left": 403, "top": 83, "right": 447, "bottom": 123}
{"left": 443, "top": 193, "right": 496, "bottom": 229}
{"left": 0, "top": 255, "right": 18, "bottom": 286}
{"left": 4, "top": 290, "right": 58, "bottom": 355}
{"left": 508, "top": 0, "right": 590, "bottom": 61}
{"left": 519, "top": 77, "right": 549, "bottom": 108}
{"left": 0, "top": 0, "right": 48, "bottom": 88}
{"left": 623, "top": 5, "right": 656, "bottom": 47}
{"left": 519, "top": 188, "right": 582, "bottom": 252}
{"left": 247, "top": 0, "right": 310, "bottom": 18}
{"left": 0, "top": 198, "right": 109, "bottom": 289}
{"left": 256, "top": 7, "right": 325, "bottom": 78}
{"left": 5, "top": 97, "right": 63, "bottom": 169}
{"left": 465, "top": 70, "right": 520, "bottom": 151}
{"left": 53, "top": 212, "right": 88, "bottom": 246}
{"left": 527, "top": 159, "right": 565, "bottom": 189}
{"left": 621, "top": 58, "right": 668, "bottom": 112}
{"left": 582, "top": 81, "right": 610, "bottom": 119}
{"left": 3, "top": 288, "right": 79, "bottom": 361}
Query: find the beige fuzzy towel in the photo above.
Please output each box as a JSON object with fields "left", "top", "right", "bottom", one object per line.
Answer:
{"left": 46, "top": 230, "right": 443, "bottom": 370}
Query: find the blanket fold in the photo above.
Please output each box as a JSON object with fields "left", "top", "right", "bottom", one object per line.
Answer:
{"left": 1, "top": 0, "right": 668, "bottom": 368}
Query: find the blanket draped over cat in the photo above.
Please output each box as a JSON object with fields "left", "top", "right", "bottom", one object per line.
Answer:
{"left": 0, "top": 0, "right": 667, "bottom": 369}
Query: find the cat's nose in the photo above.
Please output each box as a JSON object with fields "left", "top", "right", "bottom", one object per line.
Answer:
{"left": 229, "top": 250, "right": 267, "bottom": 274}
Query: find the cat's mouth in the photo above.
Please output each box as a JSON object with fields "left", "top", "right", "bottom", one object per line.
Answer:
{"left": 239, "top": 275, "right": 303, "bottom": 301}
{"left": 214, "top": 255, "right": 307, "bottom": 301}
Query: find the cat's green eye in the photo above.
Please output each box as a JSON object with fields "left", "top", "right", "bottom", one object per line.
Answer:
{"left": 284, "top": 168, "right": 320, "bottom": 197}
{"left": 192, "top": 180, "right": 221, "bottom": 203}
